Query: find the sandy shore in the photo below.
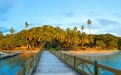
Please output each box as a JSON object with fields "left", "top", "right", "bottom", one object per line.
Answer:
{"left": 61, "top": 50, "right": 119, "bottom": 56}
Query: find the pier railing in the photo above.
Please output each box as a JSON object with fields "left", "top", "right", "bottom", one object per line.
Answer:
{"left": 50, "top": 50, "right": 121, "bottom": 75}
{"left": 16, "top": 50, "right": 43, "bottom": 75}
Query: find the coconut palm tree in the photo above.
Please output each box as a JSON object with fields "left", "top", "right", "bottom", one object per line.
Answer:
{"left": 81, "top": 25, "right": 85, "bottom": 46}
{"left": 66, "top": 26, "right": 80, "bottom": 49}
{"left": 10, "top": 27, "right": 14, "bottom": 34}
{"left": 0, "top": 30, "right": 2, "bottom": 35}
{"left": 64, "top": 28, "right": 71, "bottom": 48}
{"left": 81, "top": 25, "right": 85, "bottom": 33}
{"left": 25, "top": 22, "right": 29, "bottom": 30}
{"left": 87, "top": 19, "right": 92, "bottom": 34}
{"left": 0, "top": 30, "right": 4, "bottom": 39}
{"left": 54, "top": 26, "right": 65, "bottom": 48}
{"left": 81, "top": 32, "right": 89, "bottom": 46}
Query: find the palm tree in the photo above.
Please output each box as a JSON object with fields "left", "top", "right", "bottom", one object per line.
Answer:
{"left": 54, "top": 26, "right": 65, "bottom": 48}
{"left": 10, "top": 27, "right": 14, "bottom": 34}
{"left": 81, "top": 32, "right": 90, "bottom": 46}
{"left": 81, "top": 25, "right": 85, "bottom": 46}
{"left": 81, "top": 25, "right": 85, "bottom": 33}
{"left": 0, "top": 30, "right": 2, "bottom": 35}
{"left": 87, "top": 19, "right": 92, "bottom": 34}
{"left": 67, "top": 26, "right": 80, "bottom": 49}
{"left": 64, "top": 28, "right": 71, "bottom": 48}
{"left": 25, "top": 22, "right": 29, "bottom": 30}
{"left": 25, "top": 22, "right": 29, "bottom": 48}
{"left": 0, "top": 30, "right": 4, "bottom": 39}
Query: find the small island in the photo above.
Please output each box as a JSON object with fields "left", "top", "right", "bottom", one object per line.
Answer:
{"left": 0, "top": 22, "right": 121, "bottom": 53}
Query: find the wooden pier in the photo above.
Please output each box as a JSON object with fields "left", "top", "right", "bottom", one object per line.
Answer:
{"left": 32, "top": 50, "right": 82, "bottom": 75}
{"left": 50, "top": 50, "right": 121, "bottom": 75}
{"left": 16, "top": 50, "right": 121, "bottom": 75}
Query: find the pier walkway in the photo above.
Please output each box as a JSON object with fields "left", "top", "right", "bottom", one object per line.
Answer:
{"left": 33, "top": 50, "right": 82, "bottom": 75}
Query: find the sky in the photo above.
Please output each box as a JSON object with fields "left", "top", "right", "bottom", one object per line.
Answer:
{"left": 0, "top": 0, "right": 121, "bottom": 36}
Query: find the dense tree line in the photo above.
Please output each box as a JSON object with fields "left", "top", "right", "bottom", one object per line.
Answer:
{"left": 0, "top": 22, "right": 121, "bottom": 50}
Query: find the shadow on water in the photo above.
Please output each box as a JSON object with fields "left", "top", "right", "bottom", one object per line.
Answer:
{"left": 0, "top": 52, "right": 35, "bottom": 75}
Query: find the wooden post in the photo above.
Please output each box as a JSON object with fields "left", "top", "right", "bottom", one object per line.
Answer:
{"left": 60, "top": 52, "right": 61, "bottom": 59}
{"left": 56, "top": 51, "right": 57, "bottom": 56}
{"left": 39, "top": 50, "right": 41, "bottom": 58}
{"left": 22, "top": 64, "right": 26, "bottom": 75}
{"left": 32, "top": 56, "right": 34, "bottom": 69}
{"left": 38, "top": 51, "right": 39, "bottom": 57}
{"left": 0, "top": 53, "right": 1, "bottom": 59}
{"left": 73, "top": 56, "right": 76, "bottom": 70}
{"left": 94, "top": 60, "right": 99, "bottom": 75}
{"left": 57, "top": 51, "right": 58, "bottom": 57}
{"left": 40, "top": 50, "right": 43, "bottom": 57}
{"left": 64, "top": 53, "right": 66, "bottom": 62}
{"left": 82, "top": 63, "right": 84, "bottom": 71}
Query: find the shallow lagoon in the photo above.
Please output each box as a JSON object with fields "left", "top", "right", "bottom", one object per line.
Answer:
{"left": 0, "top": 51, "right": 121, "bottom": 75}
{"left": 78, "top": 51, "right": 121, "bottom": 75}
{"left": 0, "top": 52, "right": 35, "bottom": 75}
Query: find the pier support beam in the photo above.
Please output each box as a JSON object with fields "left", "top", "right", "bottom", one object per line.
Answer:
{"left": 94, "top": 60, "right": 99, "bottom": 75}
{"left": 73, "top": 56, "right": 76, "bottom": 70}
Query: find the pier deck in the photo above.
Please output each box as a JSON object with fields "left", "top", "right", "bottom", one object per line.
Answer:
{"left": 33, "top": 50, "right": 82, "bottom": 75}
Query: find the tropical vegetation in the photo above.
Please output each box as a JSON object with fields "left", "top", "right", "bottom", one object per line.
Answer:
{"left": 0, "top": 21, "right": 121, "bottom": 50}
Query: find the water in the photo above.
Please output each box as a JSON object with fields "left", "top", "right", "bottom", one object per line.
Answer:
{"left": 0, "top": 51, "right": 121, "bottom": 75}
{"left": 0, "top": 52, "right": 35, "bottom": 75}
{"left": 78, "top": 51, "right": 121, "bottom": 75}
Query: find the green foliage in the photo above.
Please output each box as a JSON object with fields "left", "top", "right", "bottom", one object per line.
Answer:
{"left": 47, "top": 43, "right": 52, "bottom": 49}
{"left": 0, "top": 30, "right": 4, "bottom": 40}
{"left": 51, "top": 44, "right": 60, "bottom": 50}
{"left": 118, "top": 37, "right": 121, "bottom": 45}
{"left": 0, "top": 24, "right": 121, "bottom": 50}
{"left": 94, "top": 34, "right": 119, "bottom": 49}
{"left": 0, "top": 34, "right": 29, "bottom": 49}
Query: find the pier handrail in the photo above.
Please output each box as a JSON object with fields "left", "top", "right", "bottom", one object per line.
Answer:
{"left": 16, "top": 50, "right": 43, "bottom": 75}
{"left": 50, "top": 50, "right": 121, "bottom": 75}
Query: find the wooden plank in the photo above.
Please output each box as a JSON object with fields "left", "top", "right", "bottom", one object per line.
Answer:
{"left": 76, "top": 67, "right": 90, "bottom": 75}
{"left": 52, "top": 50, "right": 121, "bottom": 75}
{"left": 98, "top": 64, "right": 121, "bottom": 74}
{"left": 85, "top": 63, "right": 94, "bottom": 75}
{"left": 33, "top": 50, "right": 81, "bottom": 75}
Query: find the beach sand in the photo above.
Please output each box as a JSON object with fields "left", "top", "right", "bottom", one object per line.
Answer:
{"left": 61, "top": 50, "right": 119, "bottom": 56}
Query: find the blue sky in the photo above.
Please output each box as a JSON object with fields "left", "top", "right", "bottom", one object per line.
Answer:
{"left": 0, "top": 0, "right": 121, "bottom": 36}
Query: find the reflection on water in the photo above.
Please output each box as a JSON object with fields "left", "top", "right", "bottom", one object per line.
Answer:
{"left": 78, "top": 51, "right": 121, "bottom": 75}
{"left": 0, "top": 52, "right": 35, "bottom": 75}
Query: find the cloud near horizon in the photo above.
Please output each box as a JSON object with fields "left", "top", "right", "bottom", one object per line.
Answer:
{"left": 97, "top": 19, "right": 120, "bottom": 25}
{"left": 0, "top": 26, "right": 9, "bottom": 33}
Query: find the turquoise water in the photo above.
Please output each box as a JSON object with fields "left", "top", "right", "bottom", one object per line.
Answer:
{"left": 0, "top": 51, "right": 121, "bottom": 75}
{"left": 0, "top": 52, "right": 35, "bottom": 75}
{"left": 78, "top": 51, "right": 121, "bottom": 75}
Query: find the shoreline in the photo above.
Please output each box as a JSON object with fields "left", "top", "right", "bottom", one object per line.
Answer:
{"left": 61, "top": 50, "right": 120, "bottom": 56}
